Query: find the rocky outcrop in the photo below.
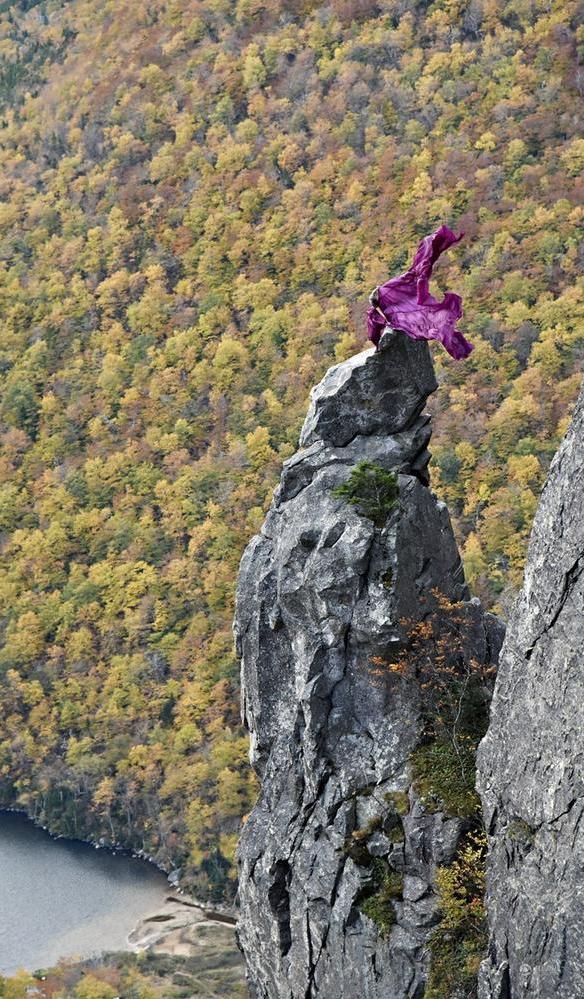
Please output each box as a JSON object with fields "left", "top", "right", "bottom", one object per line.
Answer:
{"left": 478, "top": 383, "right": 584, "bottom": 999}
{"left": 234, "top": 331, "right": 502, "bottom": 999}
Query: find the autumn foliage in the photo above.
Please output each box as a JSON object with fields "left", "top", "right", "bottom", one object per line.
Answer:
{"left": 372, "top": 592, "right": 497, "bottom": 994}
{"left": 0, "top": 0, "right": 580, "bottom": 900}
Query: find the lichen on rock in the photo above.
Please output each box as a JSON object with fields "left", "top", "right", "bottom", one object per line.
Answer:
{"left": 234, "top": 330, "right": 502, "bottom": 998}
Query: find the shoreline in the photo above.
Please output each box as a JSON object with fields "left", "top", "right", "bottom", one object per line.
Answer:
{"left": 127, "top": 894, "right": 238, "bottom": 957}
{"left": 0, "top": 806, "right": 238, "bottom": 926}
{"left": 0, "top": 806, "right": 243, "bottom": 977}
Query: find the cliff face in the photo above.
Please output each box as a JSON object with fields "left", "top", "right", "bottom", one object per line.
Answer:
{"left": 234, "top": 331, "right": 502, "bottom": 999}
{"left": 478, "top": 384, "right": 584, "bottom": 999}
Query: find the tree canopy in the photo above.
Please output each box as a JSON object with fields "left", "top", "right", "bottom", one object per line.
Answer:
{"left": 0, "top": 0, "right": 581, "bottom": 899}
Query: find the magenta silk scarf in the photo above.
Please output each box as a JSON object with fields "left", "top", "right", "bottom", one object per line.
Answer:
{"left": 366, "top": 226, "right": 473, "bottom": 360}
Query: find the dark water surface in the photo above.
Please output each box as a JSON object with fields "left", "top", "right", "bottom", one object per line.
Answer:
{"left": 0, "top": 811, "right": 170, "bottom": 975}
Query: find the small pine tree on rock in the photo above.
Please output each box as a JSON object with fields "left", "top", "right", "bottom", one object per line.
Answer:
{"left": 333, "top": 461, "right": 399, "bottom": 528}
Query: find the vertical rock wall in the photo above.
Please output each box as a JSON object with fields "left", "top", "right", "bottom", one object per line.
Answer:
{"left": 235, "top": 332, "right": 501, "bottom": 999}
{"left": 478, "top": 383, "right": 584, "bottom": 999}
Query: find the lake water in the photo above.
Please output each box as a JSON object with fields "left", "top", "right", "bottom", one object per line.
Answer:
{"left": 0, "top": 811, "right": 171, "bottom": 975}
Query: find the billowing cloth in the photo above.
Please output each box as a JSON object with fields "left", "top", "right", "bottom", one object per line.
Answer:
{"left": 367, "top": 225, "right": 473, "bottom": 360}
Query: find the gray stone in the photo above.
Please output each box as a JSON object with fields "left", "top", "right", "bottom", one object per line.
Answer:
{"left": 367, "top": 832, "right": 394, "bottom": 857}
{"left": 477, "top": 379, "right": 584, "bottom": 999}
{"left": 235, "top": 330, "right": 501, "bottom": 999}
{"left": 299, "top": 329, "right": 437, "bottom": 448}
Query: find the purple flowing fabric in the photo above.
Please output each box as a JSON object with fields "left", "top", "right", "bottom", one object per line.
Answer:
{"left": 367, "top": 225, "right": 473, "bottom": 360}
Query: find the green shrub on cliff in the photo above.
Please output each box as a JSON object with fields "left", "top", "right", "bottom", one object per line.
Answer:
{"left": 360, "top": 859, "right": 404, "bottom": 938}
{"left": 411, "top": 736, "right": 480, "bottom": 819}
{"left": 425, "top": 832, "right": 488, "bottom": 999}
{"left": 373, "top": 593, "right": 497, "bottom": 995}
{"left": 333, "top": 462, "right": 399, "bottom": 527}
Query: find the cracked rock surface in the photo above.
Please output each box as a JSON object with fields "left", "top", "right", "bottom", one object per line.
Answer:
{"left": 477, "top": 382, "right": 584, "bottom": 999}
{"left": 235, "top": 331, "right": 501, "bottom": 999}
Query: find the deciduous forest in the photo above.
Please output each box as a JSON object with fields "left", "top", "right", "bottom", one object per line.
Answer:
{"left": 0, "top": 0, "right": 581, "bottom": 901}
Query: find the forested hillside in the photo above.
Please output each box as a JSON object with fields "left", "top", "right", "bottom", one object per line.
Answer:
{"left": 0, "top": 0, "right": 581, "bottom": 900}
